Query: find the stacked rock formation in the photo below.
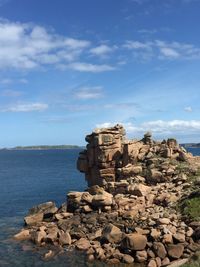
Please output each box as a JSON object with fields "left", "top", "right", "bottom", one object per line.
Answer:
{"left": 77, "top": 124, "right": 192, "bottom": 188}
{"left": 14, "top": 125, "right": 200, "bottom": 266}
{"left": 77, "top": 124, "right": 126, "bottom": 186}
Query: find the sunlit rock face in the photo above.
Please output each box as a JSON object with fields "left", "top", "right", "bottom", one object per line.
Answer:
{"left": 77, "top": 124, "right": 191, "bottom": 188}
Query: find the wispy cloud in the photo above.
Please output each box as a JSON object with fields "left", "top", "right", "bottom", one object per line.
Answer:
{"left": 67, "top": 62, "right": 115, "bottom": 72}
{"left": 1, "top": 89, "right": 23, "bottom": 97}
{"left": 138, "top": 29, "right": 158, "bottom": 34}
{"left": 0, "top": 78, "right": 13, "bottom": 84}
{"left": 90, "top": 44, "right": 116, "bottom": 57}
{"left": 124, "top": 39, "right": 200, "bottom": 60}
{"left": 184, "top": 106, "right": 193, "bottom": 112}
{"left": 73, "top": 86, "right": 104, "bottom": 100}
{"left": 0, "top": 78, "right": 28, "bottom": 84}
{"left": 1, "top": 102, "right": 48, "bottom": 112}
{"left": 159, "top": 47, "right": 180, "bottom": 58}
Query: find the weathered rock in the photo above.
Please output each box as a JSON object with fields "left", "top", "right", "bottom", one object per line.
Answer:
{"left": 149, "top": 169, "right": 164, "bottom": 183}
{"left": 45, "top": 227, "right": 58, "bottom": 243}
{"left": 150, "top": 229, "right": 161, "bottom": 240}
{"left": 122, "top": 254, "right": 134, "bottom": 263}
{"left": 81, "top": 192, "right": 93, "bottom": 204}
{"left": 59, "top": 232, "right": 71, "bottom": 246}
{"left": 155, "top": 257, "right": 162, "bottom": 267}
{"left": 153, "top": 242, "right": 167, "bottom": 259}
{"left": 91, "top": 191, "right": 113, "bottom": 207}
{"left": 167, "top": 244, "right": 184, "bottom": 259}
{"left": 28, "top": 201, "right": 57, "bottom": 218}
{"left": 128, "top": 184, "right": 151, "bottom": 197}
{"left": 158, "top": 218, "right": 170, "bottom": 225}
{"left": 24, "top": 212, "right": 43, "bottom": 225}
{"left": 162, "top": 257, "right": 171, "bottom": 266}
{"left": 163, "top": 233, "right": 173, "bottom": 244}
{"left": 122, "top": 233, "right": 147, "bottom": 251}
{"left": 102, "top": 224, "right": 123, "bottom": 243}
{"left": 173, "top": 233, "right": 185, "bottom": 243}
{"left": 76, "top": 238, "right": 90, "bottom": 250}
{"left": 32, "top": 229, "right": 46, "bottom": 245}
{"left": 148, "top": 259, "right": 157, "bottom": 267}
{"left": 136, "top": 250, "right": 147, "bottom": 262}
{"left": 14, "top": 230, "right": 30, "bottom": 241}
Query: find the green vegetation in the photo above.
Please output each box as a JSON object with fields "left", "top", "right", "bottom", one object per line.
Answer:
{"left": 179, "top": 166, "right": 200, "bottom": 221}
{"left": 183, "top": 260, "right": 200, "bottom": 267}
{"left": 180, "top": 196, "right": 200, "bottom": 221}
{"left": 7, "top": 145, "right": 83, "bottom": 150}
{"left": 175, "top": 161, "right": 190, "bottom": 173}
{"left": 188, "top": 168, "right": 200, "bottom": 182}
{"left": 183, "top": 253, "right": 200, "bottom": 267}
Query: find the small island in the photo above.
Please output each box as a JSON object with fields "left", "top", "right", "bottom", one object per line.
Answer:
{"left": 183, "top": 143, "right": 200, "bottom": 148}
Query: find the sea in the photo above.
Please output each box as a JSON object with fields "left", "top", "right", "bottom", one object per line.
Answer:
{"left": 0, "top": 147, "right": 199, "bottom": 267}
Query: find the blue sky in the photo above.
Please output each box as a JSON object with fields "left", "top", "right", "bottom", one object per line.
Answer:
{"left": 0, "top": 0, "right": 200, "bottom": 147}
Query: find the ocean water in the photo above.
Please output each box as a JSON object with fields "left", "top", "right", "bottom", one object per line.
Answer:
{"left": 0, "top": 147, "right": 199, "bottom": 267}
{"left": 0, "top": 149, "right": 88, "bottom": 267}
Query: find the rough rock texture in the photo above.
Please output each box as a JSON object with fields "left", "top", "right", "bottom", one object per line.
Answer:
{"left": 14, "top": 125, "right": 200, "bottom": 266}
{"left": 77, "top": 124, "right": 192, "bottom": 188}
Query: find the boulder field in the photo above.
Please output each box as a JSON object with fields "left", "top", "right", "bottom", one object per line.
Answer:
{"left": 14, "top": 125, "right": 200, "bottom": 266}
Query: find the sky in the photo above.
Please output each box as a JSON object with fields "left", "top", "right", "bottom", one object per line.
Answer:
{"left": 0, "top": 0, "right": 200, "bottom": 147}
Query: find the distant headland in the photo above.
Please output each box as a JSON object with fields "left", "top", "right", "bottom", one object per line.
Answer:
{"left": 182, "top": 143, "right": 200, "bottom": 148}
{"left": 0, "top": 145, "right": 83, "bottom": 150}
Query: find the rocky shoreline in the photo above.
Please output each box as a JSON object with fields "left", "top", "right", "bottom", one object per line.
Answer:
{"left": 14, "top": 125, "right": 200, "bottom": 266}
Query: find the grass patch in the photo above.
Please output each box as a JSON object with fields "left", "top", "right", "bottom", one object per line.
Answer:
{"left": 183, "top": 252, "right": 200, "bottom": 267}
{"left": 187, "top": 167, "right": 200, "bottom": 183}
{"left": 180, "top": 196, "right": 200, "bottom": 221}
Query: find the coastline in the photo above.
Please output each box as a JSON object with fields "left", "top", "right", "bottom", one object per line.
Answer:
{"left": 13, "top": 125, "right": 200, "bottom": 267}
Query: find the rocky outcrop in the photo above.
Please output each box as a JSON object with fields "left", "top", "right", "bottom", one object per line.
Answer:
{"left": 77, "top": 124, "right": 192, "bottom": 188}
{"left": 14, "top": 125, "right": 200, "bottom": 266}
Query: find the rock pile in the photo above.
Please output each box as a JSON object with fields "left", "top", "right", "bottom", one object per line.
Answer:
{"left": 14, "top": 125, "right": 200, "bottom": 266}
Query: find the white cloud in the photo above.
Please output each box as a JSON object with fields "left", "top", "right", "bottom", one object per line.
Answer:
{"left": 159, "top": 47, "right": 180, "bottom": 58}
{"left": 138, "top": 29, "right": 157, "bottom": 34}
{"left": 124, "top": 41, "right": 152, "bottom": 50}
{"left": 73, "top": 86, "right": 104, "bottom": 100}
{"left": 96, "top": 120, "right": 200, "bottom": 136}
{"left": 68, "top": 62, "right": 115, "bottom": 72}
{"left": 0, "top": 20, "right": 90, "bottom": 70}
{"left": 124, "top": 39, "right": 200, "bottom": 60}
{"left": 184, "top": 106, "right": 193, "bottom": 112}
{"left": 0, "top": 78, "right": 28, "bottom": 84}
{"left": 2, "top": 102, "right": 48, "bottom": 112}
{"left": 90, "top": 44, "right": 115, "bottom": 56}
